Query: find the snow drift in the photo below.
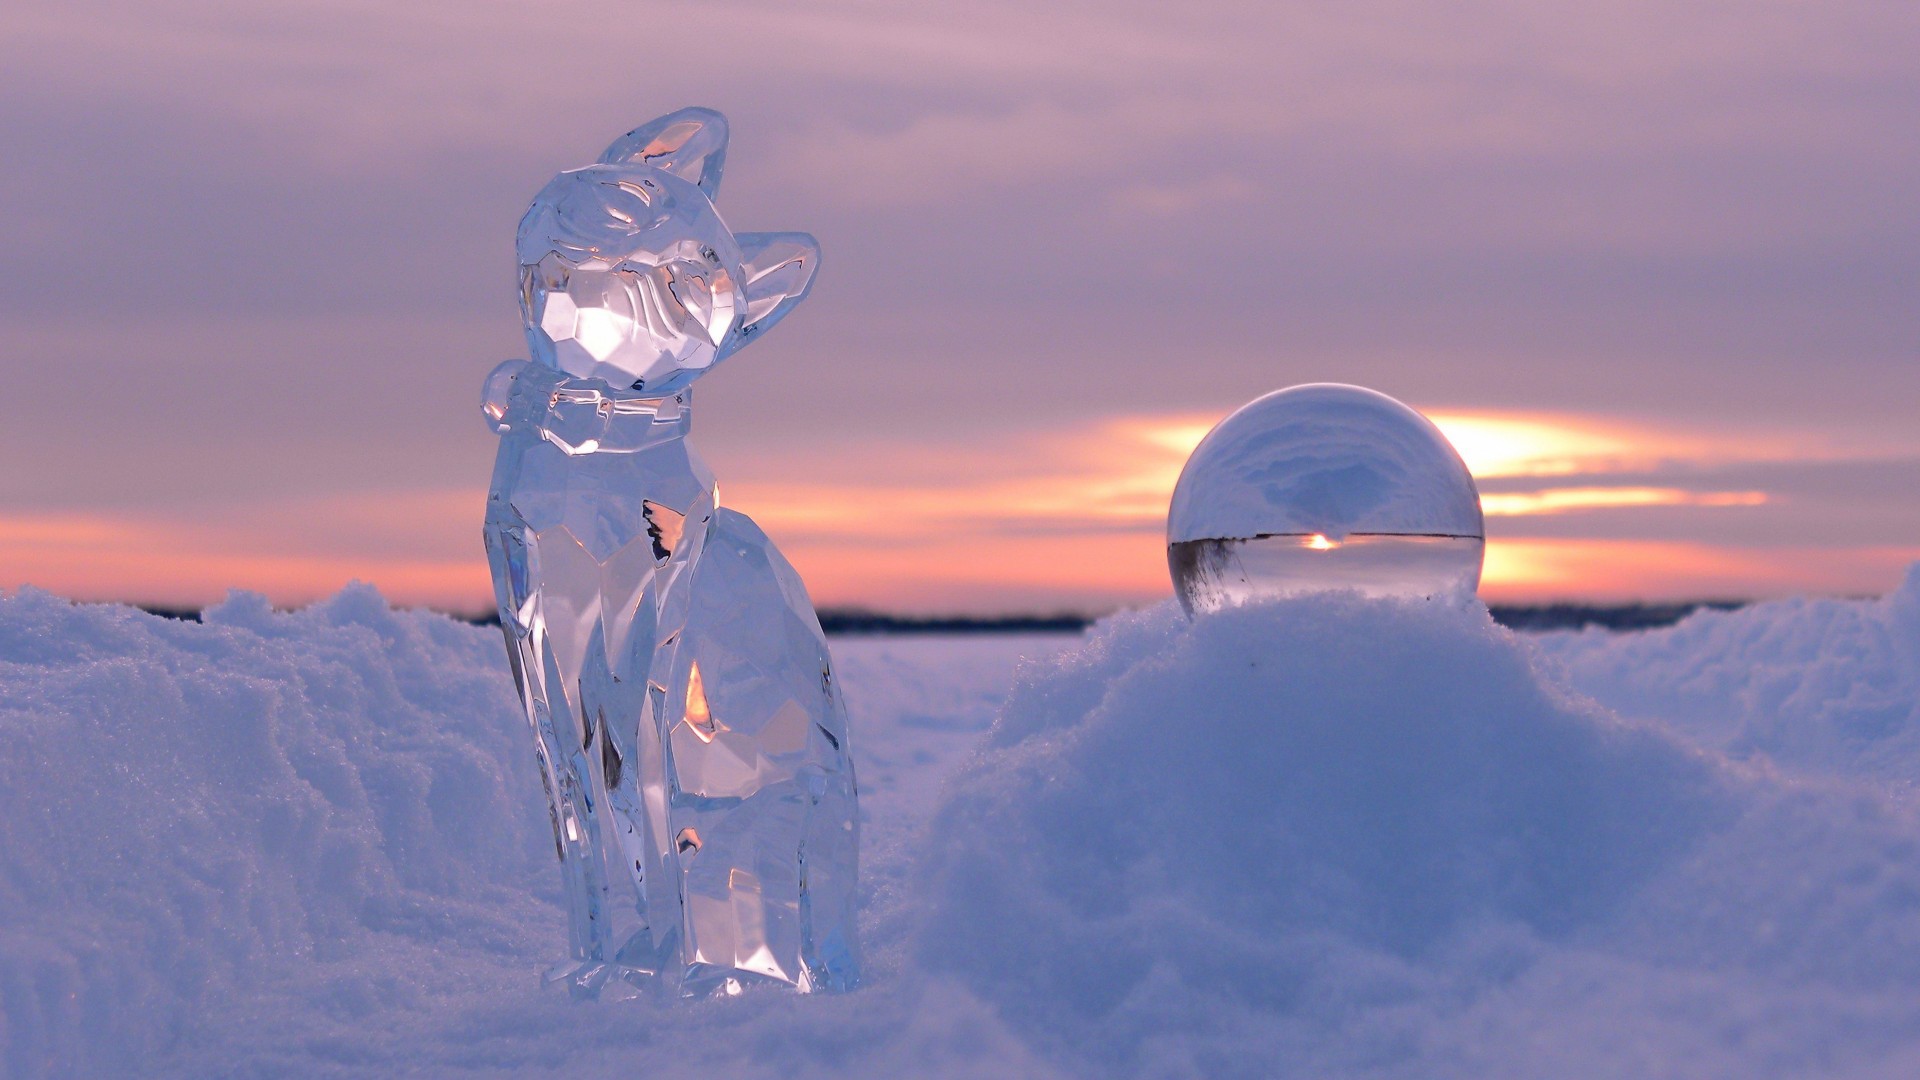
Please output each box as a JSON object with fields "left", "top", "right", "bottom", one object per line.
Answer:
{"left": 0, "top": 586, "right": 555, "bottom": 1076}
{"left": 4, "top": 573, "right": 1920, "bottom": 1076}
{"left": 1536, "top": 564, "right": 1920, "bottom": 788}
{"left": 919, "top": 594, "right": 1920, "bottom": 1077}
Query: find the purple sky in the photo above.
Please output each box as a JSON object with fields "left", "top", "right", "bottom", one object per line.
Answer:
{"left": 2, "top": 1, "right": 1917, "bottom": 611}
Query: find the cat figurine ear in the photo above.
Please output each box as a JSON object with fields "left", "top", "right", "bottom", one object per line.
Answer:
{"left": 733, "top": 232, "right": 820, "bottom": 344}
{"left": 601, "top": 106, "right": 729, "bottom": 198}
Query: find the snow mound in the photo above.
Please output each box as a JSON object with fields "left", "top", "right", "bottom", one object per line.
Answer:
{"left": 916, "top": 595, "right": 1920, "bottom": 1077}
{"left": 0, "top": 588, "right": 1061, "bottom": 1078}
{"left": 1537, "top": 564, "right": 1920, "bottom": 788}
{"left": 0, "top": 585, "right": 553, "bottom": 1077}
{"left": 5, "top": 577, "right": 1920, "bottom": 1076}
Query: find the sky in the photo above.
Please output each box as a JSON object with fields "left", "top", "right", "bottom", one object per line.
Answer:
{"left": 1, "top": 0, "right": 1916, "bottom": 614}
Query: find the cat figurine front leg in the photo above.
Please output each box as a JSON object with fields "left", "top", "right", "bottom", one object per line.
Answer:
{"left": 651, "top": 506, "right": 861, "bottom": 995}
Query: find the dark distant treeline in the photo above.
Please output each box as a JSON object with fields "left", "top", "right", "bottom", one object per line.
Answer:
{"left": 139, "top": 601, "right": 1750, "bottom": 634}
{"left": 813, "top": 611, "right": 1091, "bottom": 635}
{"left": 1487, "top": 601, "right": 1746, "bottom": 632}
{"left": 807, "top": 603, "right": 1752, "bottom": 634}
{"left": 441, "top": 609, "right": 1091, "bottom": 635}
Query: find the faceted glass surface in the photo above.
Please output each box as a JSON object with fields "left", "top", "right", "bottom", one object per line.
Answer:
{"left": 1167, "top": 383, "right": 1485, "bottom": 615}
{"left": 484, "top": 111, "right": 857, "bottom": 998}
{"left": 514, "top": 107, "right": 819, "bottom": 395}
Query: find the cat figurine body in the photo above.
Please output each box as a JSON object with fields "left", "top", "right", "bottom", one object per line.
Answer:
{"left": 481, "top": 108, "right": 858, "bottom": 998}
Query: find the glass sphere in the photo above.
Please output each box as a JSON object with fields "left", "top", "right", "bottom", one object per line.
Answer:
{"left": 1167, "top": 383, "right": 1484, "bottom": 615}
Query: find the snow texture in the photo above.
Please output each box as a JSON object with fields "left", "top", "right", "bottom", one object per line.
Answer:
{"left": 1533, "top": 564, "right": 1920, "bottom": 792}
{"left": 4, "top": 569, "right": 1920, "bottom": 1077}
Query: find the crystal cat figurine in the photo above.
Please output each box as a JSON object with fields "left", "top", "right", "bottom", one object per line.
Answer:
{"left": 481, "top": 108, "right": 859, "bottom": 998}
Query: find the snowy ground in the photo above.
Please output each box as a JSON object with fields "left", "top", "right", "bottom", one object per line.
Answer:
{"left": 4, "top": 570, "right": 1920, "bottom": 1078}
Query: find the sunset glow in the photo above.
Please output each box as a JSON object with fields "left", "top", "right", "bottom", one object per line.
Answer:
{"left": 1478, "top": 487, "right": 1768, "bottom": 516}
{"left": 0, "top": 0, "right": 1908, "bottom": 624}
{"left": 7, "top": 399, "right": 1903, "bottom": 613}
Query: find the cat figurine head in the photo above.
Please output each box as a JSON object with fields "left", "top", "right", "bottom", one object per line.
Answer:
{"left": 516, "top": 108, "right": 819, "bottom": 394}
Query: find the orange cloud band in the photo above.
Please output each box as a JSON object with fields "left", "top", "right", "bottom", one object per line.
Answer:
{"left": 6, "top": 404, "right": 1914, "bottom": 612}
